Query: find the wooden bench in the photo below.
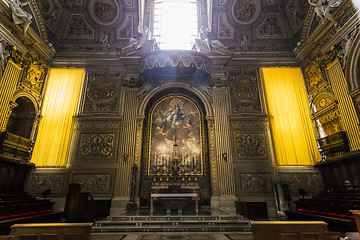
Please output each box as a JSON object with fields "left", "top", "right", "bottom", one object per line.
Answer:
{"left": 252, "top": 221, "right": 340, "bottom": 240}
{"left": 0, "top": 223, "right": 92, "bottom": 240}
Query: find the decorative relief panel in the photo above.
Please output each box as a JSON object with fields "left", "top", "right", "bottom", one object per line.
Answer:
{"left": 286, "top": 0, "right": 307, "bottom": 31}
{"left": 83, "top": 72, "right": 121, "bottom": 113}
{"left": 72, "top": 173, "right": 112, "bottom": 194}
{"left": 65, "top": 14, "right": 94, "bottom": 39}
{"left": 28, "top": 172, "right": 67, "bottom": 195}
{"left": 240, "top": 173, "right": 271, "bottom": 192}
{"left": 257, "top": 14, "right": 285, "bottom": 38}
{"left": 229, "top": 70, "right": 261, "bottom": 113}
{"left": 76, "top": 119, "right": 122, "bottom": 131}
{"left": 230, "top": 120, "right": 268, "bottom": 132}
{"left": 217, "top": 13, "right": 234, "bottom": 39}
{"left": 36, "top": 0, "right": 61, "bottom": 32}
{"left": 117, "top": 14, "right": 133, "bottom": 39}
{"left": 279, "top": 172, "right": 322, "bottom": 196}
{"left": 231, "top": 0, "right": 260, "bottom": 25}
{"left": 304, "top": 61, "right": 326, "bottom": 93}
{"left": 234, "top": 133, "right": 267, "bottom": 159}
{"left": 21, "top": 57, "right": 46, "bottom": 93}
{"left": 78, "top": 133, "right": 114, "bottom": 158}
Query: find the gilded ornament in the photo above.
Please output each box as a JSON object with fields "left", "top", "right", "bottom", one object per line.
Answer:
{"left": 73, "top": 174, "right": 111, "bottom": 192}
{"left": 78, "top": 133, "right": 114, "bottom": 158}
{"left": 23, "top": 58, "right": 45, "bottom": 92}
{"left": 84, "top": 73, "right": 120, "bottom": 113}
{"left": 235, "top": 134, "right": 266, "bottom": 158}
{"left": 229, "top": 71, "right": 261, "bottom": 113}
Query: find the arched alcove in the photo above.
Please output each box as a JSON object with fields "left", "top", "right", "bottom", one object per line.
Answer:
{"left": 7, "top": 97, "right": 36, "bottom": 139}
{"left": 138, "top": 87, "right": 212, "bottom": 211}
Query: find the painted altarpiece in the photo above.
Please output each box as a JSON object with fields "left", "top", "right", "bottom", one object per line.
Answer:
{"left": 147, "top": 95, "right": 205, "bottom": 177}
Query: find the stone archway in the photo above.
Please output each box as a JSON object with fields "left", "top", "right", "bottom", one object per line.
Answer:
{"left": 7, "top": 96, "right": 36, "bottom": 139}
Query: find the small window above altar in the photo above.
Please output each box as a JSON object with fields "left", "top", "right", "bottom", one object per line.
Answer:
{"left": 153, "top": 0, "right": 198, "bottom": 50}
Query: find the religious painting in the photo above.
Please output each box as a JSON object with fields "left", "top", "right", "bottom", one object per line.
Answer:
{"left": 148, "top": 95, "right": 203, "bottom": 176}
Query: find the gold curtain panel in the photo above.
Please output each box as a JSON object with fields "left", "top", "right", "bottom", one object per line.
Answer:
{"left": 31, "top": 68, "right": 85, "bottom": 167}
{"left": 262, "top": 67, "right": 321, "bottom": 166}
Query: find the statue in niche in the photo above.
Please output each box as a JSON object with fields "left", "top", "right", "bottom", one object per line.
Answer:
{"left": 101, "top": 32, "right": 110, "bottom": 46}
{"left": 8, "top": 0, "right": 33, "bottom": 36}
{"left": 122, "top": 23, "right": 152, "bottom": 50}
{"left": 337, "top": 27, "right": 358, "bottom": 69}
{"left": 0, "top": 37, "right": 10, "bottom": 72}
{"left": 308, "top": 0, "right": 342, "bottom": 27}
{"left": 198, "top": 26, "right": 227, "bottom": 52}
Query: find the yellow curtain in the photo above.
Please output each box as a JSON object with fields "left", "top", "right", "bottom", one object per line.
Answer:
{"left": 261, "top": 67, "right": 321, "bottom": 166}
{"left": 31, "top": 68, "right": 85, "bottom": 167}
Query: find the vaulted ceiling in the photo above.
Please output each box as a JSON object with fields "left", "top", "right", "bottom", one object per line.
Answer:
{"left": 34, "top": 0, "right": 309, "bottom": 56}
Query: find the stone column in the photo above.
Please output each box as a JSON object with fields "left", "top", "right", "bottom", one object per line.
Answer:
{"left": 326, "top": 59, "right": 360, "bottom": 151}
{"left": 211, "top": 83, "right": 237, "bottom": 214}
{"left": 111, "top": 86, "right": 139, "bottom": 216}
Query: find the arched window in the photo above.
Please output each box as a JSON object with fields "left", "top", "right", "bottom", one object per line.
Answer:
{"left": 152, "top": 0, "right": 198, "bottom": 50}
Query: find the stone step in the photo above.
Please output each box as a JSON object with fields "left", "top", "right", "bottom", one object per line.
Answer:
{"left": 92, "top": 224, "right": 251, "bottom": 233}
{"left": 99, "top": 215, "right": 245, "bottom": 222}
{"left": 92, "top": 215, "right": 252, "bottom": 234}
{"left": 94, "top": 220, "right": 249, "bottom": 226}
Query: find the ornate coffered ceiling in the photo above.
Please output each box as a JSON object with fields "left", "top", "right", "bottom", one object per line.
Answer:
{"left": 34, "top": 0, "right": 308, "bottom": 58}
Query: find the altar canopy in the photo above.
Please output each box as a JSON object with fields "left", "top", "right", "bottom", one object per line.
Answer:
{"left": 148, "top": 95, "right": 203, "bottom": 176}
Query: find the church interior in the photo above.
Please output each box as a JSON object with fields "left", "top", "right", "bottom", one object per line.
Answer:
{"left": 1, "top": 0, "right": 360, "bottom": 239}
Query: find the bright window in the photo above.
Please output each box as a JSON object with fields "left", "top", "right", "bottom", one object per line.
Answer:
{"left": 153, "top": 0, "right": 198, "bottom": 50}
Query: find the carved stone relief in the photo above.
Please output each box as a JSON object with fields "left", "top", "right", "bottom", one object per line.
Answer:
{"left": 76, "top": 119, "right": 122, "bottom": 131}
{"left": 279, "top": 172, "right": 322, "bottom": 196}
{"left": 21, "top": 57, "right": 46, "bottom": 93}
{"left": 257, "top": 14, "right": 285, "bottom": 38}
{"left": 28, "top": 172, "right": 67, "bottom": 195}
{"left": 72, "top": 173, "right": 112, "bottom": 193}
{"left": 240, "top": 173, "right": 271, "bottom": 192}
{"left": 234, "top": 133, "right": 267, "bottom": 159}
{"left": 89, "top": 0, "right": 120, "bottom": 26}
{"left": 286, "top": 0, "right": 307, "bottom": 31}
{"left": 230, "top": 120, "right": 268, "bottom": 132}
{"left": 117, "top": 14, "right": 133, "bottom": 39}
{"left": 304, "top": 61, "right": 326, "bottom": 93}
{"left": 83, "top": 72, "right": 121, "bottom": 113}
{"left": 231, "top": 0, "right": 260, "bottom": 25}
{"left": 78, "top": 133, "right": 114, "bottom": 158}
{"left": 217, "top": 13, "right": 234, "bottom": 39}
{"left": 65, "top": 14, "right": 94, "bottom": 39}
{"left": 36, "top": 0, "right": 61, "bottom": 32}
{"left": 229, "top": 70, "right": 261, "bottom": 113}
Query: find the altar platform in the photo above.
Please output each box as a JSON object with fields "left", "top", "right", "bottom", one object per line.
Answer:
{"left": 91, "top": 208, "right": 252, "bottom": 240}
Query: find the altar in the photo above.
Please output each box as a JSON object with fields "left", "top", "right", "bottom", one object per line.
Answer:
{"left": 150, "top": 192, "right": 199, "bottom": 215}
